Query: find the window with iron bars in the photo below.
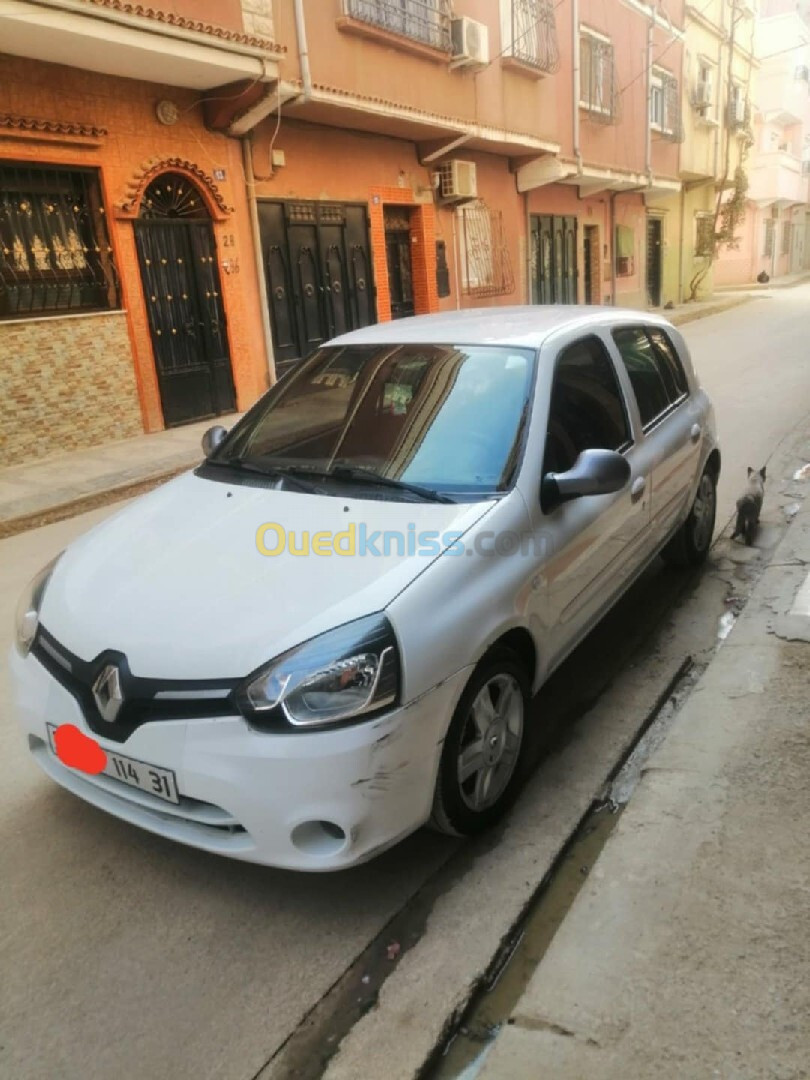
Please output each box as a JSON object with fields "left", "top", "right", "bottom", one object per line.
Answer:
{"left": 579, "top": 32, "right": 617, "bottom": 123}
{"left": 500, "top": 0, "right": 560, "bottom": 74}
{"left": 695, "top": 213, "right": 715, "bottom": 257}
{"left": 763, "top": 219, "right": 774, "bottom": 258}
{"left": 457, "top": 201, "right": 515, "bottom": 298}
{"left": 0, "top": 164, "right": 119, "bottom": 320}
{"left": 343, "top": 0, "right": 451, "bottom": 51}
{"left": 781, "top": 221, "right": 793, "bottom": 256}
{"left": 650, "top": 69, "right": 682, "bottom": 142}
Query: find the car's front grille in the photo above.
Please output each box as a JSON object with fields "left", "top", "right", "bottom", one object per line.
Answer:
{"left": 31, "top": 626, "right": 239, "bottom": 744}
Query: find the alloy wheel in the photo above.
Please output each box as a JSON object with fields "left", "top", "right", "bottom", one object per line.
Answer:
{"left": 457, "top": 674, "right": 524, "bottom": 812}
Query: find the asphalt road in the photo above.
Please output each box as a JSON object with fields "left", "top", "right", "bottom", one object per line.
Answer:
{"left": 2, "top": 288, "right": 809, "bottom": 1080}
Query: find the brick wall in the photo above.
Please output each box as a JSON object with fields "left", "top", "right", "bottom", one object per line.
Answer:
{"left": 0, "top": 312, "right": 143, "bottom": 465}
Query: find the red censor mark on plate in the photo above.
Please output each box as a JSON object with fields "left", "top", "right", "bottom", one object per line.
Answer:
{"left": 54, "top": 724, "right": 107, "bottom": 775}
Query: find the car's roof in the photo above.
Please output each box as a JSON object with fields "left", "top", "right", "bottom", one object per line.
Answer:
{"left": 329, "top": 306, "right": 674, "bottom": 350}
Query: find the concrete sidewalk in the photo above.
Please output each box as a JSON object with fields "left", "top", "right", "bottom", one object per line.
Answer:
{"left": 0, "top": 413, "right": 240, "bottom": 538}
{"left": 716, "top": 270, "right": 810, "bottom": 293}
{"left": 479, "top": 468, "right": 810, "bottom": 1077}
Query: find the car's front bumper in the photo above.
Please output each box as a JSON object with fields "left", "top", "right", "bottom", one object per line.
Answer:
{"left": 9, "top": 648, "right": 471, "bottom": 871}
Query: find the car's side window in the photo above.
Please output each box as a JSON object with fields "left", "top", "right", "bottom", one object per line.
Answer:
{"left": 647, "top": 328, "right": 689, "bottom": 399}
{"left": 612, "top": 326, "right": 688, "bottom": 430}
{"left": 543, "top": 335, "right": 632, "bottom": 476}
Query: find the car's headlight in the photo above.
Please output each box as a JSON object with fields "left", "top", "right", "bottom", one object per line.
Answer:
{"left": 237, "top": 614, "right": 400, "bottom": 731}
{"left": 14, "top": 556, "right": 61, "bottom": 657}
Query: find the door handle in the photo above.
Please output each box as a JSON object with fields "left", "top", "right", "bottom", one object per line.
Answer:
{"left": 690, "top": 423, "right": 701, "bottom": 444}
{"left": 631, "top": 476, "right": 646, "bottom": 502}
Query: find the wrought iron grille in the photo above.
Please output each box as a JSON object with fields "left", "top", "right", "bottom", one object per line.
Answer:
{"left": 459, "top": 201, "right": 515, "bottom": 299}
{"left": 695, "top": 214, "right": 715, "bottom": 257}
{"left": 507, "top": 0, "right": 560, "bottom": 74}
{"left": 344, "top": 0, "right": 452, "bottom": 51}
{"left": 661, "top": 72, "right": 683, "bottom": 142}
{"left": 0, "top": 164, "right": 119, "bottom": 319}
{"left": 580, "top": 36, "right": 619, "bottom": 124}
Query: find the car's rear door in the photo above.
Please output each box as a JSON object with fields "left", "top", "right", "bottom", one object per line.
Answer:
{"left": 609, "top": 324, "right": 702, "bottom": 549}
{"left": 526, "top": 333, "right": 652, "bottom": 672}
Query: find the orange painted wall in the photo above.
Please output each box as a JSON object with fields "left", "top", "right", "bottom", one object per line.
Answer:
{"left": 1, "top": 54, "right": 270, "bottom": 432}
{"left": 273, "top": 0, "right": 560, "bottom": 148}
{"left": 252, "top": 120, "right": 529, "bottom": 314}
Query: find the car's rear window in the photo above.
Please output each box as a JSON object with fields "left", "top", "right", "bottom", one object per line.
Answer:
{"left": 612, "top": 326, "right": 688, "bottom": 429}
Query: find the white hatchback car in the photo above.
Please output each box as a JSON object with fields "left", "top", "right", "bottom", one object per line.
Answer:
{"left": 12, "top": 307, "right": 719, "bottom": 871}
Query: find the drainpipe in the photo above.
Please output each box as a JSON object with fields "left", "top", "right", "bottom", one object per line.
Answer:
{"left": 572, "top": 0, "right": 582, "bottom": 174}
{"left": 678, "top": 182, "right": 686, "bottom": 303}
{"left": 645, "top": 14, "right": 654, "bottom": 182}
{"left": 293, "top": 0, "right": 313, "bottom": 101}
{"left": 610, "top": 191, "right": 617, "bottom": 304}
{"left": 242, "top": 135, "right": 277, "bottom": 384}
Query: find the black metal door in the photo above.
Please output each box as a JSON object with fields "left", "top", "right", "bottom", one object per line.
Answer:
{"left": 385, "top": 229, "right": 414, "bottom": 320}
{"left": 531, "top": 215, "right": 577, "bottom": 304}
{"left": 646, "top": 216, "right": 663, "bottom": 307}
{"left": 134, "top": 220, "right": 234, "bottom": 426}
{"left": 258, "top": 201, "right": 375, "bottom": 377}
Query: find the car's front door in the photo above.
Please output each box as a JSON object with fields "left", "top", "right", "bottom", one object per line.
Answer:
{"left": 526, "top": 334, "right": 652, "bottom": 672}
{"left": 610, "top": 325, "right": 702, "bottom": 548}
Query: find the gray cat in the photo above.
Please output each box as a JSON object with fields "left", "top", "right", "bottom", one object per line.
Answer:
{"left": 731, "top": 466, "right": 766, "bottom": 546}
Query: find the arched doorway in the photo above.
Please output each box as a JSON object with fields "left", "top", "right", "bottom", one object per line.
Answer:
{"left": 133, "top": 171, "right": 235, "bottom": 426}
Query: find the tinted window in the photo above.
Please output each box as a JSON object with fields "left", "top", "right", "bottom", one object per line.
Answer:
{"left": 648, "top": 328, "right": 688, "bottom": 398}
{"left": 612, "top": 326, "right": 688, "bottom": 428}
{"left": 543, "top": 336, "right": 630, "bottom": 475}
{"left": 217, "top": 344, "right": 536, "bottom": 496}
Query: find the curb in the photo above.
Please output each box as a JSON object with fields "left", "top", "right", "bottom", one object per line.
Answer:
{"left": 668, "top": 294, "right": 755, "bottom": 326}
{"left": 0, "top": 465, "right": 188, "bottom": 541}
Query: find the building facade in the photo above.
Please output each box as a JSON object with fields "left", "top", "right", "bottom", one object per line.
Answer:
{"left": 715, "top": 0, "right": 810, "bottom": 283}
{"left": 1, "top": 0, "right": 282, "bottom": 465}
{"left": 6, "top": 0, "right": 772, "bottom": 466}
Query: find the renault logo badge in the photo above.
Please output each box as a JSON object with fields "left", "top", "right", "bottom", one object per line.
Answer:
{"left": 92, "top": 663, "right": 124, "bottom": 723}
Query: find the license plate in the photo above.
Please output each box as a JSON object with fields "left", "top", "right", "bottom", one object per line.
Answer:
{"left": 47, "top": 724, "right": 180, "bottom": 805}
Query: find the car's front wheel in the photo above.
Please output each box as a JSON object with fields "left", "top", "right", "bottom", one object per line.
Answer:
{"left": 662, "top": 464, "right": 717, "bottom": 567}
{"left": 430, "top": 650, "right": 530, "bottom": 837}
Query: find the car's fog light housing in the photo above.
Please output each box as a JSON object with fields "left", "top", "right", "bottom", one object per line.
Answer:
{"left": 14, "top": 556, "right": 61, "bottom": 657}
{"left": 237, "top": 614, "right": 400, "bottom": 731}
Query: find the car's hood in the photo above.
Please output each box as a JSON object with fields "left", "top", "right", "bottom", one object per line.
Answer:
{"left": 40, "top": 471, "right": 496, "bottom": 679}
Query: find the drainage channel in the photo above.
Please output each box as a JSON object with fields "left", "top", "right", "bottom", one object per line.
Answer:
{"left": 422, "top": 657, "right": 702, "bottom": 1080}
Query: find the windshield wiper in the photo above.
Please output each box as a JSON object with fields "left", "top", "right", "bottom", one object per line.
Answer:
{"left": 324, "top": 463, "right": 454, "bottom": 503}
{"left": 207, "top": 457, "right": 326, "bottom": 495}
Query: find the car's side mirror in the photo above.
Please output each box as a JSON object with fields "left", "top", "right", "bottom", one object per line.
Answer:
{"left": 202, "top": 425, "right": 228, "bottom": 457}
{"left": 541, "top": 448, "right": 630, "bottom": 513}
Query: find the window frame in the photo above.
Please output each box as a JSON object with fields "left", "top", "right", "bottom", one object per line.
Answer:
{"left": 649, "top": 66, "right": 680, "bottom": 138}
{"left": 610, "top": 323, "right": 691, "bottom": 435}
{"left": 0, "top": 161, "right": 119, "bottom": 321}
{"left": 543, "top": 332, "right": 634, "bottom": 481}
{"left": 579, "top": 27, "right": 615, "bottom": 120}
{"left": 763, "top": 218, "right": 775, "bottom": 258}
{"left": 695, "top": 212, "right": 715, "bottom": 257}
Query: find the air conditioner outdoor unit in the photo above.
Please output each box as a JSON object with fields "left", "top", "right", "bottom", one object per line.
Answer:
{"left": 802, "top": 160, "right": 810, "bottom": 176}
{"left": 451, "top": 17, "right": 489, "bottom": 67}
{"left": 693, "top": 79, "right": 713, "bottom": 108}
{"left": 435, "top": 159, "right": 478, "bottom": 202}
{"left": 795, "top": 64, "right": 810, "bottom": 82}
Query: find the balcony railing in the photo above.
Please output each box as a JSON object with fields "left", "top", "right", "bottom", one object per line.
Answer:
{"left": 343, "top": 0, "right": 452, "bottom": 52}
{"left": 505, "top": 0, "right": 560, "bottom": 74}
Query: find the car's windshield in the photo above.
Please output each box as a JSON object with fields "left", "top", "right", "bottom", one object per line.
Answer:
{"left": 215, "top": 343, "right": 536, "bottom": 498}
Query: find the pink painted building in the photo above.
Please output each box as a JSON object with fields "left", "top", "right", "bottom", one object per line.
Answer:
{"left": 715, "top": 0, "right": 810, "bottom": 284}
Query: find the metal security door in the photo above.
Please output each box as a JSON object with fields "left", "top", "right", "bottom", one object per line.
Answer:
{"left": 134, "top": 172, "right": 234, "bottom": 427}
{"left": 258, "top": 201, "right": 375, "bottom": 377}
{"left": 531, "top": 214, "right": 577, "bottom": 304}
{"left": 646, "top": 216, "right": 663, "bottom": 307}
{"left": 134, "top": 221, "right": 234, "bottom": 426}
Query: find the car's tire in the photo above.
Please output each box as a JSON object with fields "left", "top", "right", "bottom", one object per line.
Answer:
{"left": 430, "top": 649, "right": 530, "bottom": 837}
{"left": 661, "top": 464, "right": 717, "bottom": 568}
